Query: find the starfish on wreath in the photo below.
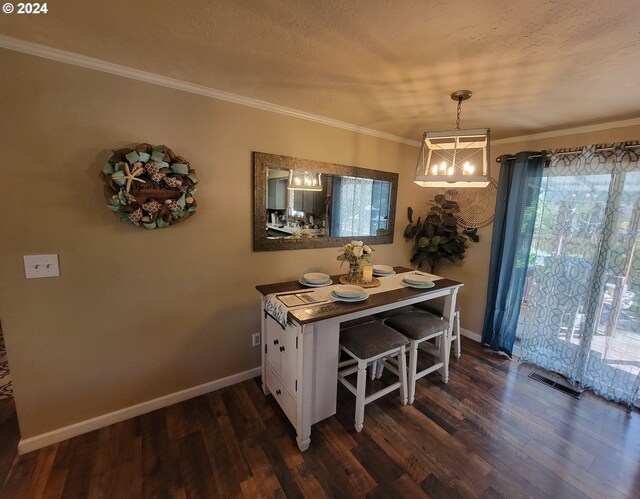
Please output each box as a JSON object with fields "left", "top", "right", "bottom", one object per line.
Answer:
{"left": 113, "top": 162, "right": 146, "bottom": 193}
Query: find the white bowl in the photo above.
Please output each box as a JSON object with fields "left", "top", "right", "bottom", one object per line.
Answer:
{"left": 373, "top": 264, "right": 394, "bottom": 274}
{"left": 334, "top": 285, "right": 365, "bottom": 298}
{"left": 403, "top": 274, "right": 433, "bottom": 285}
{"left": 303, "top": 272, "right": 330, "bottom": 284}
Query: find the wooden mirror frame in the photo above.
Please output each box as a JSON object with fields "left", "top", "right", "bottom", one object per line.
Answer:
{"left": 253, "top": 152, "right": 398, "bottom": 251}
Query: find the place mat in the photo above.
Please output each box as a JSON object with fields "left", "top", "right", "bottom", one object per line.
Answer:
{"left": 265, "top": 289, "right": 330, "bottom": 328}
{"left": 264, "top": 295, "right": 288, "bottom": 328}
{"left": 264, "top": 270, "right": 443, "bottom": 326}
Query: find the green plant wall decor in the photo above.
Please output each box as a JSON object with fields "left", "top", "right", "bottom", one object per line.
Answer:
{"left": 404, "top": 192, "right": 479, "bottom": 273}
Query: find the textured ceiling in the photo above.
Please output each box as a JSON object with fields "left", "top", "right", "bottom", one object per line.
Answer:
{"left": 1, "top": 0, "right": 639, "bottom": 140}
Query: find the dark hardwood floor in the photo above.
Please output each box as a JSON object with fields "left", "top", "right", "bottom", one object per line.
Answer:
{"left": 1, "top": 339, "right": 639, "bottom": 498}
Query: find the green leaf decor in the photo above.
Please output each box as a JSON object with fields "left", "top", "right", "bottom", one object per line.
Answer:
{"left": 405, "top": 191, "right": 479, "bottom": 273}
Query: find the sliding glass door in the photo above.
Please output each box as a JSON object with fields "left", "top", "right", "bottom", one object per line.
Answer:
{"left": 517, "top": 144, "right": 640, "bottom": 405}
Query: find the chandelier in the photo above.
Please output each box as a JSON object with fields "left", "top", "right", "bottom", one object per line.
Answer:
{"left": 414, "top": 90, "right": 491, "bottom": 188}
{"left": 287, "top": 170, "right": 322, "bottom": 191}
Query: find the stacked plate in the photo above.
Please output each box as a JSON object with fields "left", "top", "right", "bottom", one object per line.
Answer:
{"left": 331, "top": 285, "right": 369, "bottom": 302}
{"left": 299, "top": 272, "right": 332, "bottom": 287}
{"left": 373, "top": 264, "right": 395, "bottom": 277}
{"left": 402, "top": 273, "right": 435, "bottom": 289}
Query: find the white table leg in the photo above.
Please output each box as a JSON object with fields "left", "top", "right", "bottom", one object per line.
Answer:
{"left": 355, "top": 359, "right": 367, "bottom": 432}
{"left": 398, "top": 345, "right": 408, "bottom": 405}
{"left": 439, "top": 289, "right": 459, "bottom": 383}
{"left": 407, "top": 341, "right": 418, "bottom": 404}
{"left": 296, "top": 432, "right": 311, "bottom": 451}
{"left": 294, "top": 322, "right": 339, "bottom": 451}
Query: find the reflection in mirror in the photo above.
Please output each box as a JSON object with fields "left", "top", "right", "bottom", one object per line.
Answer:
{"left": 287, "top": 170, "right": 322, "bottom": 191}
{"left": 329, "top": 175, "right": 391, "bottom": 237}
{"left": 254, "top": 152, "right": 398, "bottom": 251}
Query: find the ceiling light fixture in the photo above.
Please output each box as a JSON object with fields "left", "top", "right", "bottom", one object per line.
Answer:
{"left": 287, "top": 170, "right": 322, "bottom": 191}
{"left": 414, "top": 90, "right": 490, "bottom": 188}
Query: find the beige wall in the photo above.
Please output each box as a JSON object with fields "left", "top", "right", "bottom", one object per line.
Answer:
{"left": 0, "top": 49, "right": 429, "bottom": 439}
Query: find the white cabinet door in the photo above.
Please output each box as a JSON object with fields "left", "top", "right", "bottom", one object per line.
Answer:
{"left": 280, "top": 322, "right": 298, "bottom": 396}
{"left": 264, "top": 315, "right": 281, "bottom": 373}
{"left": 264, "top": 316, "right": 298, "bottom": 397}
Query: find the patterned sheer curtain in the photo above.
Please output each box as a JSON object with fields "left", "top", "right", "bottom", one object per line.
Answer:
{"left": 331, "top": 176, "right": 380, "bottom": 237}
{"left": 518, "top": 142, "right": 640, "bottom": 406}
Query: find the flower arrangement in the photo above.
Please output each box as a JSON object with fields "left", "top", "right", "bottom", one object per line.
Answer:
{"left": 337, "top": 240, "right": 374, "bottom": 265}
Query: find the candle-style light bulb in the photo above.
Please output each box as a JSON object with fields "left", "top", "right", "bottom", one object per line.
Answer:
{"left": 432, "top": 165, "right": 439, "bottom": 175}
{"left": 440, "top": 161, "right": 447, "bottom": 172}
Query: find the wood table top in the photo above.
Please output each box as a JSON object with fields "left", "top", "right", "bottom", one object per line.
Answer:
{"left": 256, "top": 266, "right": 463, "bottom": 325}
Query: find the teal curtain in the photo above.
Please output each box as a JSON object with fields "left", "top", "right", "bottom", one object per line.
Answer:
{"left": 518, "top": 143, "right": 640, "bottom": 406}
{"left": 482, "top": 152, "right": 546, "bottom": 356}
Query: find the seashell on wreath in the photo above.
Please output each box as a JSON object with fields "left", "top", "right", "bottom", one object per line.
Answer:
{"left": 101, "top": 143, "right": 199, "bottom": 230}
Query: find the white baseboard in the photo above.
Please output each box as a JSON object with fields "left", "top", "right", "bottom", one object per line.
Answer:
{"left": 461, "top": 327, "right": 481, "bottom": 343}
{"left": 18, "top": 329, "right": 481, "bottom": 454}
{"left": 18, "top": 366, "right": 261, "bottom": 455}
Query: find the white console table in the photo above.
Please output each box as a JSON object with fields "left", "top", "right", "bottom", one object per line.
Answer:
{"left": 255, "top": 267, "right": 462, "bottom": 451}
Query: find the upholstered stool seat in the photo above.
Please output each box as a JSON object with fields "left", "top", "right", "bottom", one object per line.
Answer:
{"left": 415, "top": 297, "right": 462, "bottom": 358}
{"left": 338, "top": 321, "right": 408, "bottom": 432}
{"left": 384, "top": 311, "right": 449, "bottom": 403}
{"left": 384, "top": 310, "right": 449, "bottom": 341}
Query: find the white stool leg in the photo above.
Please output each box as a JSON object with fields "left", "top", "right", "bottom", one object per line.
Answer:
{"left": 398, "top": 345, "right": 408, "bottom": 405}
{"left": 369, "top": 361, "right": 376, "bottom": 380}
{"left": 454, "top": 312, "right": 461, "bottom": 359}
{"left": 355, "top": 359, "right": 367, "bottom": 432}
{"left": 440, "top": 329, "right": 449, "bottom": 384}
{"left": 375, "top": 359, "right": 385, "bottom": 379}
{"left": 407, "top": 340, "right": 418, "bottom": 404}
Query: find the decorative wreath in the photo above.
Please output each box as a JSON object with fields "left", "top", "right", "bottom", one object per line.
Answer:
{"left": 102, "top": 143, "right": 198, "bottom": 229}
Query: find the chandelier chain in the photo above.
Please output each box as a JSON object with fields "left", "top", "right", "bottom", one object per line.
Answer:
{"left": 456, "top": 97, "right": 462, "bottom": 130}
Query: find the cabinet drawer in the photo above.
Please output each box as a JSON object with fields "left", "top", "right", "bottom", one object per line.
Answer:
{"left": 265, "top": 364, "right": 297, "bottom": 427}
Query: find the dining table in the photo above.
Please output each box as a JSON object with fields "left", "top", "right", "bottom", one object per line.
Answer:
{"left": 255, "top": 266, "right": 463, "bottom": 451}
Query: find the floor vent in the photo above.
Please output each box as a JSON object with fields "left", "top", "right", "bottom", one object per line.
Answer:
{"left": 528, "top": 372, "right": 583, "bottom": 399}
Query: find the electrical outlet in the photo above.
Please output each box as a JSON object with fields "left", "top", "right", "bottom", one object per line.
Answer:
{"left": 252, "top": 332, "right": 261, "bottom": 347}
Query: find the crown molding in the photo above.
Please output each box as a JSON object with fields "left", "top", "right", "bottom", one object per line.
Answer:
{"left": 0, "top": 35, "right": 420, "bottom": 147}
{"left": 2, "top": 35, "right": 636, "bottom": 148}
{"left": 492, "top": 118, "right": 640, "bottom": 145}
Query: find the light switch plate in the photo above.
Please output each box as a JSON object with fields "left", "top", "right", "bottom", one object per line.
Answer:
{"left": 24, "top": 254, "right": 60, "bottom": 279}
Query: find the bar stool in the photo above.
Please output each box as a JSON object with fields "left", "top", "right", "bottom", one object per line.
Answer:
{"left": 384, "top": 311, "right": 449, "bottom": 404}
{"left": 415, "top": 297, "right": 461, "bottom": 358}
{"left": 368, "top": 306, "right": 414, "bottom": 379}
{"left": 338, "top": 321, "right": 409, "bottom": 432}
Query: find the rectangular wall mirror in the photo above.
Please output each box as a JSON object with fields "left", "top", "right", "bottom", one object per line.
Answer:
{"left": 253, "top": 152, "right": 398, "bottom": 251}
